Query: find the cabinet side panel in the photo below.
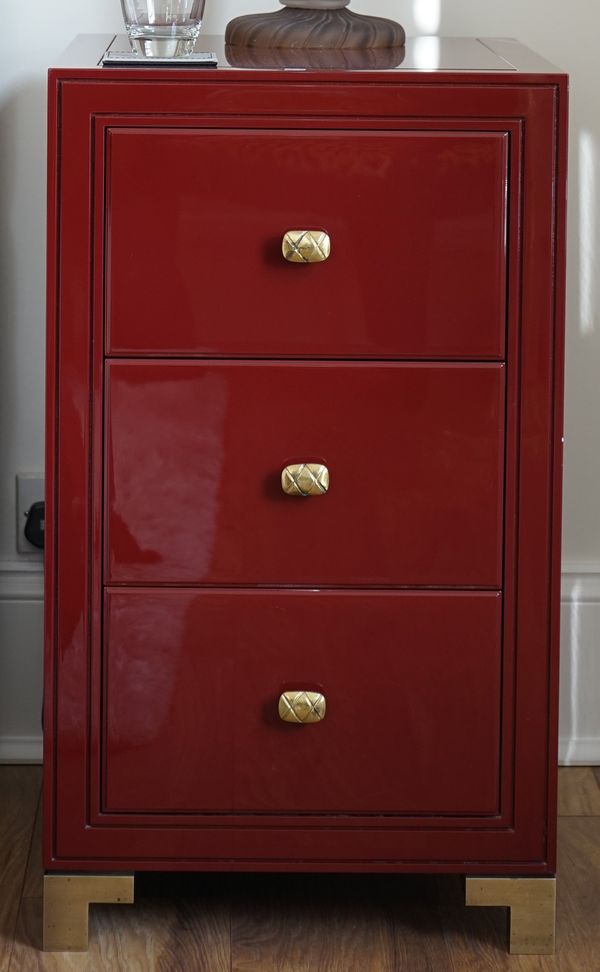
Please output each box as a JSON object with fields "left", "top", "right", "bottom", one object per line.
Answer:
{"left": 43, "top": 71, "right": 60, "bottom": 869}
{"left": 545, "top": 79, "right": 569, "bottom": 872}
{"left": 510, "top": 84, "right": 567, "bottom": 871}
{"left": 46, "top": 81, "right": 98, "bottom": 867}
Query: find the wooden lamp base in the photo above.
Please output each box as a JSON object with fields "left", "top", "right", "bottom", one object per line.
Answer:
{"left": 225, "top": 1, "right": 405, "bottom": 50}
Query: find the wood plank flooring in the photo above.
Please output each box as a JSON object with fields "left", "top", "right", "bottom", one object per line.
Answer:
{"left": 1, "top": 766, "right": 599, "bottom": 971}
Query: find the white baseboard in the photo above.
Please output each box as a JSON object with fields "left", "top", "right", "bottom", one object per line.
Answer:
{"left": 559, "top": 737, "right": 600, "bottom": 765}
{"left": 561, "top": 562, "right": 600, "bottom": 602}
{"left": 560, "top": 561, "right": 600, "bottom": 766}
{"left": 0, "top": 559, "right": 43, "bottom": 601}
{"left": 0, "top": 564, "right": 44, "bottom": 764}
{"left": 0, "top": 735, "right": 43, "bottom": 763}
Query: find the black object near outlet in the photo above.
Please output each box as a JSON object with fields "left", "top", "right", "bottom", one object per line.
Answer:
{"left": 24, "top": 501, "right": 45, "bottom": 549}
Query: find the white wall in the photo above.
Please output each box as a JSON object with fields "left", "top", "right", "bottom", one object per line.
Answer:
{"left": 0, "top": 0, "right": 598, "bottom": 762}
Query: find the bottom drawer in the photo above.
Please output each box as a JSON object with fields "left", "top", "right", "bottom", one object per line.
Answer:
{"left": 103, "top": 589, "right": 502, "bottom": 816}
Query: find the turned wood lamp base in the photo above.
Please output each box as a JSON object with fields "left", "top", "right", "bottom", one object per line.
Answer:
{"left": 225, "top": 0, "right": 405, "bottom": 50}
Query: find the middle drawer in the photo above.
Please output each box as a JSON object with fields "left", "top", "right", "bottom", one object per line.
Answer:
{"left": 104, "top": 361, "right": 505, "bottom": 587}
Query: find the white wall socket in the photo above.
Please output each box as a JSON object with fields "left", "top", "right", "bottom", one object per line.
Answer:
{"left": 16, "top": 474, "right": 44, "bottom": 556}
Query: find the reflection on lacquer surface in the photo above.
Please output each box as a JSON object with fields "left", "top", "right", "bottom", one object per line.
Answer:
{"left": 106, "top": 368, "right": 227, "bottom": 580}
{"left": 412, "top": 35, "right": 441, "bottom": 71}
{"left": 106, "top": 594, "right": 185, "bottom": 753}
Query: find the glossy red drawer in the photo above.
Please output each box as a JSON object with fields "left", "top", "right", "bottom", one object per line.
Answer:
{"left": 105, "top": 129, "right": 507, "bottom": 358}
{"left": 103, "top": 588, "right": 502, "bottom": 815}
{"left": 105, "top": 361, "right": 505, "bottom": 587}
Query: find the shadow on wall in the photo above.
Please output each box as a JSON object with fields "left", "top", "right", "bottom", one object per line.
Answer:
{"left": 0, "top": 77, "right": 47, "bottom": 759}
{"left": 578, "top": 129, "right": 598, "bottom": 337}
{"left": 0, "top": 76, "right": 47, "bottom": 549}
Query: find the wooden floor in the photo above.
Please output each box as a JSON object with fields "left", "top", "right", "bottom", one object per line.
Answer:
{"left": 1, "top": 767, "right": 599, "bottom": 971}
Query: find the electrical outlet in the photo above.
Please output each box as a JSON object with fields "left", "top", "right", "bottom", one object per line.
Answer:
{"left": 16, "top": 474, "right": 44, "bottom": 556}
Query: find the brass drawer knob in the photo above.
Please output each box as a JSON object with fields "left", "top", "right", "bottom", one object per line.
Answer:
{"left": 279, "top": 690, "right": 326, "bottom": 724}
{"left": 281, "top": 463, "right": 329, "bottom": 497}
{"left": 282, "top": 229, "right": 331, "bottom": 263}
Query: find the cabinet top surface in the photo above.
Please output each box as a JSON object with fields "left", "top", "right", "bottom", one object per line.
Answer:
{"left": 52, "top": 34, "right": 566, "bottom": 81}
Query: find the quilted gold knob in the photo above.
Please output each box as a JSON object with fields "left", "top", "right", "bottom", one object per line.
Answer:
{"left": 282, "top": 229, "right": 331, "bottom": 263}
{"left": 279, "top": 691, "right": 326, "bottom": 724}
{"left": 281, "top": 463, "right": 329, "bottom": 497}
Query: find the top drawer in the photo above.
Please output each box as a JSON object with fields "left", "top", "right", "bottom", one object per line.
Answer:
{"left": 105, "top": 128, "right": 508, "bottom": 358}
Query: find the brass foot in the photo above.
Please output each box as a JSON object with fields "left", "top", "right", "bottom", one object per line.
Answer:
{"left": 465, "top": 876, "right": 556, "bottom": 955}
{"left": 43, "top": 874, "right": 134, "bottom": 951}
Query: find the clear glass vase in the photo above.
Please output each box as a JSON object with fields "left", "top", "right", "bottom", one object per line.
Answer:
{"left": 121, "top": 0, "right": 207, "bottom": 56}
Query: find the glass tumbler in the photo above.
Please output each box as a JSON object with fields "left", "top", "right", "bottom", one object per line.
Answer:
{"left": 121, "top": 0, "right": 207, "bottom": 56}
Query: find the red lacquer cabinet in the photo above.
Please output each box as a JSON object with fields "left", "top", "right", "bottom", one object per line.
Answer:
{"left": 43, "top": 35, "right": 568, "bottom": 953}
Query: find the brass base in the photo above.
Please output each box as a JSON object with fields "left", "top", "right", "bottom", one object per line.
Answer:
{"left": 43, "top": 874, "right": 134, "bottom": 951}
{"left": 465, "top": 877, "right": 556, "bottom": 955}
{"left": 42, "top": 871, "right": 555, "bottom": 953}
{"left": 225, "top": 8, "right": 405, "bottom": 51}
